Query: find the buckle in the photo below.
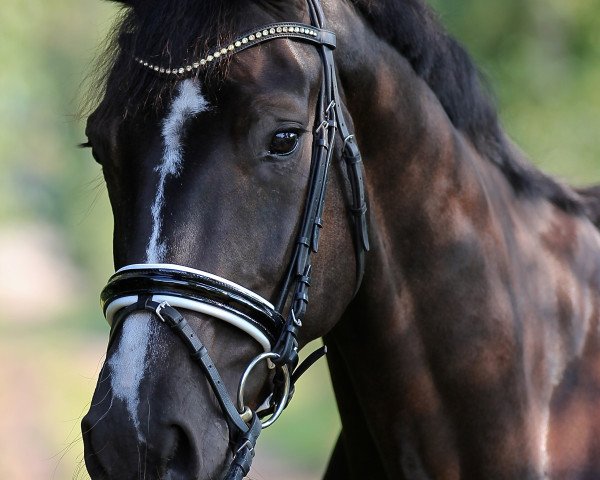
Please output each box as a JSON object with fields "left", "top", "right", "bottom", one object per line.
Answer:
{"left": 236, "top": 439, "right": 254, "bottom": 455}
{"left": 315, "top": 119, "right": 329, "bottom": 134}
{"left": 325, "top": 100, "right": 336, "bottom": 116}
{"left": 154, "top": 300, "right": 170, "bottom": 323}
{"left": 342, "top": 133, "right": 355, "bottom": 150}
{"left": 291, "top": 310, "right": 302, "bottom": 327}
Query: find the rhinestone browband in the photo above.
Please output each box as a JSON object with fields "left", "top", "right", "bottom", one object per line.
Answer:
{"left": 133, "top": 22, "right": 333, "bottom": 76}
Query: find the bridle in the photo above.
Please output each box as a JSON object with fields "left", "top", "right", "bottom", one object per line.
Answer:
{"left": 100, "top": 0, "right": 369, "bottom": 478}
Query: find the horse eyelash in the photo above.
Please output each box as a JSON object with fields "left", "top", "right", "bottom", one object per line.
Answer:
{"left": 79, "top": 141, "right": 93, "bottom": 149}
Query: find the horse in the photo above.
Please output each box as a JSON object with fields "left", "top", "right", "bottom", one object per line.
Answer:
{"left": 80, "top": 0, "right": 600, "bottom": 478}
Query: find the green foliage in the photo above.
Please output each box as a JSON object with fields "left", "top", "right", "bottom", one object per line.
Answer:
{"left": 0, "top": 0, "right": 117, "bottom": 323}
{"left": 431, "top": 0, "right": 600, "bottom": 183}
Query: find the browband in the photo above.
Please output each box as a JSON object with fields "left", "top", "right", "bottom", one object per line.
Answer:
{"left": 134, "top": 22, "right": 336, "bottom": 76}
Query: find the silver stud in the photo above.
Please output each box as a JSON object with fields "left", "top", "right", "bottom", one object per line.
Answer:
{"left": 242, "top": 37, "right": 248, "bottom": 44}
{"left": 192, "top": 62, "right": 199, "bottom": 68}
{"left": 263, "top": 29, "right": 269, "bottom": 35}
{"left": 228, "top": 44, "right": 234, "bottom": 51}
{"left": 276, "top": 26, "right": 282, "bottom": 33}
{"left": 143, "top": 62, "right": 148, "bottom": 66}
{"left": 269, "top": 28, "right": 276, "bottom": 34}
{"left": 220, "top": 48, "right": 227, "bottom": 54}
{"left": 200, "top": 59, "right": 206, "bottom": 66}
{"left": 164, "top": 68, "right": 170, "bottom": 73}
{"left": 294, "top": 27, "right": 300, "bottom": 33}
{"left": 282, "top": 26, "right": 288, "bottom": 32}
{"left": 235, "top": 40, "right": 242, "bottom": 47}
{"left": 214, "top": 51, "right": 220, "bottom": 58}
{"left": 249, "top": 34, "right": 255, "bottom": 40}
{"left": 207, "top": 55, "right": 214, "bottom": 61}
{"left": 186, "top": 65, "right": 192, "bottom": 71}
{"left": 300, "top": 27, "right": 305, "bottom": 33}
{"left": 153, "top": 66, "right": 158, "bottom": 71}
{"left": 256, "top": 32, "right": 262, "bottom": 38}
{"left": 179, "top": 67, "right": 185, "bottom": 74}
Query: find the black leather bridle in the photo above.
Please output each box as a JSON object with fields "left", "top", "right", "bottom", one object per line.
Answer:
{"left": 101, "top": 0, "right": 369, "bottom": 478}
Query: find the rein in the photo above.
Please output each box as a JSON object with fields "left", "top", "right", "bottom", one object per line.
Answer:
{"left": 101, "top": 0, "right": 369, "bottom": 478}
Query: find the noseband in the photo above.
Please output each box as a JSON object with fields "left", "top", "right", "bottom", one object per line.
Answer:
{"left": 101, "top": 0, "right": 369, "bottom": 478}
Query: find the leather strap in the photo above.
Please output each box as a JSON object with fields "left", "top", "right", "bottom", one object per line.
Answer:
{"left": 223, "top": 415, "right": 262, "bottom": 480}
{"left": 270, "top": 0, "right": 369, "bottom": 369}
{"left": 144, "top": 297, "right": 251, "bottom": 435}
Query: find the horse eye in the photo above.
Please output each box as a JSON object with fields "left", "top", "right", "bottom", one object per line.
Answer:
{"left": 269, "top": 131, "right": 299, "bottom": 156}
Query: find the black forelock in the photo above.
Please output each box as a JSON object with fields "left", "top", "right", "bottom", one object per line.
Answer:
{"left": 83, "top": 0, "right": 311, "bottom": 120}
{"left": 83, "top": 0, "right": 243, "bottom": 120}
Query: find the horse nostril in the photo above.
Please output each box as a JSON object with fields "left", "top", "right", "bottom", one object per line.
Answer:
{"left": 166, "top": 425, "right": 197, "bottom": 477}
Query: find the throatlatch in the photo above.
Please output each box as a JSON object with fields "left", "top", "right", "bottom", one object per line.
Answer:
{"left": 101, "top": 0, "right": 369, "bottom": 477}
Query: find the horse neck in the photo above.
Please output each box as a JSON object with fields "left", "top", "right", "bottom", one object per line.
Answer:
{"left": 326, "top": 2, "right": 522, "bottom": 347}
{"left": 323, "top": 3, "right": 600, "bottom": 478}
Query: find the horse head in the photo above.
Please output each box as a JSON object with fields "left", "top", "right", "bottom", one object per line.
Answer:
{"left": 81, "top": 1, "right": 366, "bottom": 478}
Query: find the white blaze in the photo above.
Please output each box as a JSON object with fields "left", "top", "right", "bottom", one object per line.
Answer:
{"left": 146, "top": 78, "right": 210, "bottom": 262}
{"left": 107, "top": 312, "right": 153, "bottom": 438}
{"left": 110, "top": 79, "right": 209, "bottom": 439}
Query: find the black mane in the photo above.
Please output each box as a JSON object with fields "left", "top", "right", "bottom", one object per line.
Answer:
{"left": 86, "top": 0, "right": 584, "bottom": 214}
{"left": 352, "top": 0, "right": 583, "bottom": 213}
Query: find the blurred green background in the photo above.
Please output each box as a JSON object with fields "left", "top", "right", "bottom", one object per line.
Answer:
{"left": 0, "top": 0, "right": 598, "bottom": 479}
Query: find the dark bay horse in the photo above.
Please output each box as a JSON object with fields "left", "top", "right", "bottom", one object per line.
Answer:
{"left": 81, "top": 0, "right": 600, "bottom": 478}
